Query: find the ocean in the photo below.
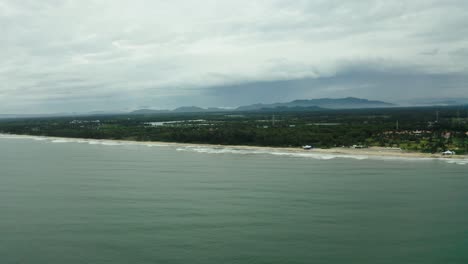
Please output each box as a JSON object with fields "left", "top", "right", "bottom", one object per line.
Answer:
{"left": 1, "top": 135, "right": 467, "bottom": 264}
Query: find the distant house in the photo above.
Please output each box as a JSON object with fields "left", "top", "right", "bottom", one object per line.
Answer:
{"left": 442, "top": 150, "right": 455, "bottom": 155}
{"left": 351, "top": 145, "right": 367, "bottom": 149}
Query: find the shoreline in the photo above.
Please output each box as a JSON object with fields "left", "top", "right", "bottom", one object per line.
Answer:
{"left": 1, "top": 133, "right": 467, "bottom": 161}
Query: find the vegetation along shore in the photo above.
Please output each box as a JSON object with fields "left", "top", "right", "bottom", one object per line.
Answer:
{"left": 1, "top": 105, "right": 467, "bottom": 157}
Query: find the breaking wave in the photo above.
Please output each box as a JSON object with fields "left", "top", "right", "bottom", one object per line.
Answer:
{"left": 1, "top": 134, "right": 466, "bottom": 165}
{"left": 443, "top": 159, "right": 468, "bottom": 166}
{"left": 175, "top": 146, "right": 467, "bottom": 165}
{"left": 175, "top": 146, "right": 373, "bottom": 161}
{"left": 0, "top": 134, "right": 167, "bottom": 147}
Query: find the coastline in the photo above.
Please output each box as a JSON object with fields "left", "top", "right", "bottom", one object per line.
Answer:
{"left": 1, "top": 133, "right": 467, "bottom": 161}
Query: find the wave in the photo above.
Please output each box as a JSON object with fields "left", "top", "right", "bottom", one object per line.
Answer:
{"left": 270, "top": 151, "right": 370, "bottom": 160}
{"left": 176, "top": 146, "right": 269, "bottom": 155}
{"left": 51, "top": 139, "right": 74, "bottom": 143}
{"left": 1, "top": 134, "right": 466, "bottom": 165}
{"left": 443, "top": 159, "right": 468, "bottom": 165}
{"left": 0, "top": 134, "right": 174, "bottom": 148}
{"left": 0, "top": 134, "right": 43, "bottom": 140}
{"left": 145, "top": 144, "right": 171, "bottom": 147}
{"left": 32, "top": 137, "right": 48, "bottom": 141}
{"left": 175, "top": 146, "right": 467, "bottom": 165}
{"left": 87, "top": 140, "right": 124, "bottom": 146}
{"left": 176, "top": 146, "right": 384, "bottom": 161}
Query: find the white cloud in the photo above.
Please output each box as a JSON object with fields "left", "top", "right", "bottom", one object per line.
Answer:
{"left": 1, "top": 0, "right": 468, "bottom": 113}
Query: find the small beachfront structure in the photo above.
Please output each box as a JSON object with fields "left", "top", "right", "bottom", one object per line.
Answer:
{"left": 442, "top": 150, "right": 455, "bottom": 155}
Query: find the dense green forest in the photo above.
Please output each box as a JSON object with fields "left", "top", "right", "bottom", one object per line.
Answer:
{"left": 1, "top": 106, "right": 467, "bottom": 154}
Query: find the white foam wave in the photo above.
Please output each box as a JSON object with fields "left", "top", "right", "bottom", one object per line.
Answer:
{"left": 0, "top": 134, "right": 131, "bottom": 147}
{"left": 176, "top": 146, "right": 269, "bottom": 155}
{"left": 176, "top": 146, "right": 372, "bottom": 161}
{"left": 443, "top": 159, "right": 468, "bottom": 165}
{"left": 175, "top": 145, "right": 467, "bottom": 165}
{"left": 270, "top": 151, "right": 370, "bottom": 160}
{"left": 0, "top": 134, "right": 35, "bottom": 140}
{"left": 85, "top": 139, "right": 139, "bottom": 146}
{"left": 1, "top": 134, "right": 466, "bottom": 165}
{"left": 32, "top": 137, "right": 48, "bottom": 141}
{"left": 51, "top": 139, "right": 71, "bottom": 143}
{"left": 50, "top": 138, "right": 89, "bottom": 144}
{"left": 27, "top": 135, "right": 169, "bottom": 148}
{"left": 145, "top": 143, "right": 171, "bottom": 147}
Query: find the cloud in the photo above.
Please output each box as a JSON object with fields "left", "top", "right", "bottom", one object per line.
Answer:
{"left": 201, "top": 62, "right": 468, "bottom": 106}
{"left": 420, "top": 49, "right": 439, "bottom": 56}
{"left": 0, "top": 0, "right": 467, "bottom": 113}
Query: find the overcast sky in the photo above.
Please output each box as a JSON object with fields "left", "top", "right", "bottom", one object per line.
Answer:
{"left": 1, "top": 0, "right": 468, "bottom": 113}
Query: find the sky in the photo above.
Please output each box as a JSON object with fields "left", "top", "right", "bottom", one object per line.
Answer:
{"left": 1, "top": 0, "right": 468, "bottom": 114}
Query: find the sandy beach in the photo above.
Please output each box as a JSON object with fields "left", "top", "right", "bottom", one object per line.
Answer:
{"left": 1, "top": 133, "right": 467, "bottom": 161}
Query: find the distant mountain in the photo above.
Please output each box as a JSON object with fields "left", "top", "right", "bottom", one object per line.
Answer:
{"left": 130, "top": 109, "right": 169, "bottom": 114}
{"left": 236, "top": 97, "right": 395, "bottom": 111}
{"left": 253, "top": 106, "right": 323, "bottom": 112}
{"left": 407, "top": 98, "right": 468, "bottom": 106}
{"left": 131, "top": 106, "right": 228, "bottom": 114}
{"left": 127, "top": 97, "right": 394, "bottom": 115}
{"left": 173, "top": 106, "right": 208, "bottom": 113}
{"left": 1, "top": 97, "right": 396, "bottom": 119}
{"left": 175, "top": 106, "right": 229, "bottom": 113}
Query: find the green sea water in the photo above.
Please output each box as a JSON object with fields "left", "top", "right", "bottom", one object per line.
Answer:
{"left": 1, "top": 136, "right": 467, "bottom": 264}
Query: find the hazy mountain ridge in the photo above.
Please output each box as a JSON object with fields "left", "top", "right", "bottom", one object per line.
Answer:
{"left": 130, "top": 109, "right": 170, "bottom": 114}
{"left": 127, "top": 97, "right": 394, "bottom": 114}
{"left": 8, "top": 97, "right": 468, "bottom": 118}
{"left": 0, "top": 97, "right": 396, "bottom": 118}
{"left": 236, "top": 97, "right": 395, "bottom": 111}
{"left": 407, "top": 98, "right": 468, "bottom": 106}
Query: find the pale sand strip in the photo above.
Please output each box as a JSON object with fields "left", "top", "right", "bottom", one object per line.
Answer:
{"left": 1, "top": 133, "right": 467, "bottom": 160}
